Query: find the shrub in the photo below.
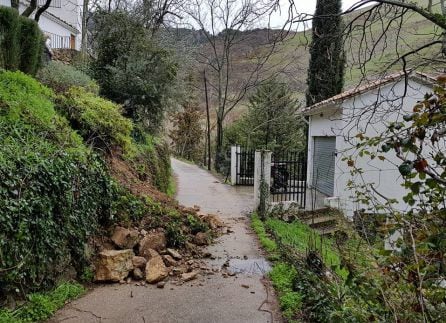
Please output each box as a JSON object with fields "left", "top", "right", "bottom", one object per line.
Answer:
{"left": 128, "top": 137, "right": 172, "bottom": 193}
{"left": 0, "top": 70, "right": 83, "bottom": 148}
{"left": 18, "top": 16, "right": 43, "bottom": 75}
{"left": 37, "top": 61, "right": 99, "bottom": 94}
{"left": 58, "top": 87, "right": 133, "bottom": 153}
{"left": 0, "top": 9, "right": 43, "bottom": 75}
{"left": 0, "top": 6, "right": 20, "bottom": 70}
{"left": 92, "top": 10, "right": 177, "bottom": 133}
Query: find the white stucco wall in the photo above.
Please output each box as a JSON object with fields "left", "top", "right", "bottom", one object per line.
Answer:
{"left": 0, "top": 0, "right": 11, "bottom": 7}
{"left": 307, "top": 78, "right": 432, "bottom": 218}
{"left": 45, "top": 0, "right": 82, "bottom": 49}
{"left": 2, "top": 1, "right": 82, "bottom": 50}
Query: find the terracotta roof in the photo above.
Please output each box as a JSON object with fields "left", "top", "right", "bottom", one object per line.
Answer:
{"left": 302, "top": 71, "right": 437, "bottom": 115}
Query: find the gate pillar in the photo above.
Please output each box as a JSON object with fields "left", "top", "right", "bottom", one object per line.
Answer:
{"left": 230, "top": 145, "right": 239, "bottom": 185}
{"left": 254, "top": 150, "right": 272, "bottom": 210}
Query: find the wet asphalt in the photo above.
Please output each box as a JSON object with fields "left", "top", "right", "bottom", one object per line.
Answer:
{"left": 49, "top": 158, "right": 279, "bottom": 323}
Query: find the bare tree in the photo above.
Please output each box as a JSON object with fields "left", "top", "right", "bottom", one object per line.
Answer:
{"left": 21, "top": 0, "right": 53, "bottom": 20}
{"left": 182, "top": 0, "right": 290, "bottom": 170}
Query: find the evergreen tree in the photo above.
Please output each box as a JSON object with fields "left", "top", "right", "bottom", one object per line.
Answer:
{"left": 306, "top": 0, "right": 345, "bottom": 106}
{"left": 224, "top": 79, "right": 305, "bottom": 152}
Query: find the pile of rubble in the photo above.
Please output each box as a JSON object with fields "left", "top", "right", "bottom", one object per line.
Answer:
{"left": 94, "top": 213, "right": 225, "bottom": 287}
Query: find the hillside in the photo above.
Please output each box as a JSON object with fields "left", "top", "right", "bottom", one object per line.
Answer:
{"left": 187, "top": 1, "right": 442, "bottom": 122}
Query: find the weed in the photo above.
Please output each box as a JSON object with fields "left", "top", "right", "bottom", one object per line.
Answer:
{"left": 187, "top": 215, "right": 209, "bottom": 235}
{"left": 269, "top": 262, "right": 302, "bottom": 319}
{"left": 166, "top": 221, "right": 186, "bottom": 247}
{"left": 251, "top": 213, "right": 277, "bottom": 253}
{"left": 166, "top": 172, "right": 176, "bottom": 197}
{"left": 0, "top": 282, "right": 85, "bottom": 322}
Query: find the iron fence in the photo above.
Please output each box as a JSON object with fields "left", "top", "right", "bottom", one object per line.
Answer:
{"left": 236, "top": 147, "right": 255, "bottom": 185}
{"left": 270, "top": 151, "right": 307, "bottom": 208}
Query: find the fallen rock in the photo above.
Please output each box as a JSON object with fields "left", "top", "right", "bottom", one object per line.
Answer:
{"left": 111, "top": 226, "right": 139, "bottom": 249}
{"left": 193, "top": 232, "right": 209, "bottom": 246}
{"left": 139, "top": 232, "right": 167, "bottom": 256}
{"left": 133, "top": 268, "right": 144, "bottom": 280}
{"left": 132, "top": 256, "right": 147, "bottom": 269}
{"left": 163, "top": 255, "right": 177, "bottom": 267}
{"left": 157, "top": 281, "right": 166, "bottom": 289}
{"left": 181, "top": 271, "right": 198, "bottom": 282}
{"left": 172, "top": 267, "right": 187, "bottom": 275}
{"left": 95, "top": 249, "right": 134, "bottom": 282}
{"left": 167, "top": 248, "right": 182, "bottom": 260}
{"left": 185, "top": 241, "right": 197, "bottom": 251}
{"left": 145, "top": 250, "right": 168, "bottom": 283}
{"left": 201, "top": 214, "right": 225, "bottom": 229}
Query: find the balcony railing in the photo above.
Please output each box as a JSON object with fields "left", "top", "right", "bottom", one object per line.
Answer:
{"left": 37, "top": 0, "right": 62, "bottom": 7}
{"left": 45, "top": 32, "right": 72, "bottom": 49}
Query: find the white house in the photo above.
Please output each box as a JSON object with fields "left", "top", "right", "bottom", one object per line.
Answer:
{"left": 0, "top": 0, "right": 83, "bottom": 50}
{"left": 303, "top": 72, "right": 436, "bottom": 218}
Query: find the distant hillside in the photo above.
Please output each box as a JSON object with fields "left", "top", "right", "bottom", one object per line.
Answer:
{"left": 174, "top": 2, "right": 442, "bottom": 122}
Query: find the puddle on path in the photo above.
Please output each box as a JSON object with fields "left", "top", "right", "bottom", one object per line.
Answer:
{"left": 228, "top": 258, "right": 272, "bottom": 275}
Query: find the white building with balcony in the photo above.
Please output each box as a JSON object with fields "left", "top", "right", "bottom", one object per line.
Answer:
{"left": 1, "top": 0, "right": 83, "bottom": 50}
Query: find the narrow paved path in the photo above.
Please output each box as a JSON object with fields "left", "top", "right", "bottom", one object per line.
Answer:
{"left": 50, "top": 159, "right": 278, "bottom": 323}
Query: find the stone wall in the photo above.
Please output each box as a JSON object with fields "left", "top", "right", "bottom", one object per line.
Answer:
{"left": 52, "top": 49, "right": 79, "bottom": 64}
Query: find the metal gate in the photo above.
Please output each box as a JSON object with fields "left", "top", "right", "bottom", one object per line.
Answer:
{"left": 236, "top": 148, "right": 255, "bottom": 185}
{"left": 270, "top": 151, "right": 307, "bottom": 208}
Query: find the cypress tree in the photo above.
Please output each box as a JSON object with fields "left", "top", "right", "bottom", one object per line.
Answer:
{"left": 306, "top": 0, "right": 345, "bottom": 106}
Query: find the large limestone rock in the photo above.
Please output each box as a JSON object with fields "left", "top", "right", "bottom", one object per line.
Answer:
{"left": 162, "top": 255, "right": 177, "bottom": 267}
{"left": 181, "top": 271, "right": 198, "bottom": 282}
{"left": 95, "top": 249, "right": 134, "bottom": 282}
{"left": 133, "top": 268, "right": 144, "bottom": 280}
{"left": 145, "top": 249, "right": 168, "bottom": 283}
{"left": 166, "top": 248, "right": 182, "bottom": 260}
{"left": 111, "top": 226, "right": 139, "bottom": 249}
{"left": 194, "top": 232, "right": 209, "bottom": 246}
{"left": 139, "top": 232, "right": 166, "bottom": 257}
{"left": 201, "top": 214, "right": 225, "bottom": 229}
{"left": 132, "top": 256, "right": 147, "bottom": 269}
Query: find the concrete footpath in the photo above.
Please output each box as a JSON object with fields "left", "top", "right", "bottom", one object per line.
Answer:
{"left": 49, "top": 158, "right": 280, "bottom": 323}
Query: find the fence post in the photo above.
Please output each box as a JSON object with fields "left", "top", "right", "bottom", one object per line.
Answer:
{"left": 254, "top": 150, "right": 272, "bottom": 214}
{"left": 230, "top": 145, "right": 237, "bottom": 185}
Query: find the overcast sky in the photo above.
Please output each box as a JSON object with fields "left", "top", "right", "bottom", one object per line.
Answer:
{"left": 268, "top": 0, "right": 362, "bottom": 29}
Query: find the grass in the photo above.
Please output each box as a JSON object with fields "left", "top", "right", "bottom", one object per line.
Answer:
{"left": 251, "top": 213, "right": 278, "bottom": 254}
{"left": 269, "top": 263, "right": 302, "bottom": 320}
{"left": 264, "top": 218, "right": 348, "bottom": 279}
{"left": 0, "top": 282, "right": 85, "bottom": 322}
{"left": 166, "top": 169, "right": 176, "bottom": 198}
{"left": 251, "top": 213, "right": 302, "bottom": 320}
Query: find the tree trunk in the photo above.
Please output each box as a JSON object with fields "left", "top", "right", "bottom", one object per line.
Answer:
{"left": 215, "top": 116, "right": 224, "bottom": 172}
{"left": 35, "top": 0, "right": 52, "bottom": 22}
{"left": 204, "top": 70, "right": 211, "bottom": 170}
{"left": 22, "top": 0, "right": 37, "bottom": 17}
{"left": 441, "top": 0, "right": 446, "bottom": 55}
{"left": 11, "top": 0, "right": 19, "bottom": 10}
{"left": 81, "top": 0, "right": 89, "bottom": 58}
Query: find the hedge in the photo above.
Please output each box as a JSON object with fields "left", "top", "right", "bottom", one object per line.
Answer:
{"left": 0, "top": 70, "right": 115, "bottom": 295}
{"left": 0, "top": 6, "right": 20, "bottom": 70}
{"left": 0, "top": 7, "right": 43, "bottom": 75}
{"left": 18, "top": 16, "right": 43, "bottom": 75}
